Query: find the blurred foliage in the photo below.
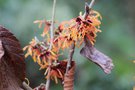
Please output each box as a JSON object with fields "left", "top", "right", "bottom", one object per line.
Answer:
{"left": 0, "top": 0, "right": 135, "bottom": 90}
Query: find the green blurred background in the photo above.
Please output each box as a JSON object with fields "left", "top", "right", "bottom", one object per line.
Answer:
{"left": 0, "top": 0, "right": 135, "bottom": 90}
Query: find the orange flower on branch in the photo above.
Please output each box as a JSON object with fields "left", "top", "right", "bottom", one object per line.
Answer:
{"left": 34, "top": 20, "right": 51, "bottom": 37}
{"left": 23, "top": 1, "right": 114, "bottom": 90}
{"left": 23, "top": 38, "right": 58, "bottom": 69}
{"left": 55, "top": 10, "right": 102, "bottom": 49}
{"left": 24, "top": 9, "right": 103, "bottom": 76}
{"left": 24, "top": 8, "right": 110, "bottom": 84}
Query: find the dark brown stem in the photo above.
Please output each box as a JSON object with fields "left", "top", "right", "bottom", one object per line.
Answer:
{"left": 63, "top": 1, "right": 95, "bottom": 90}
{"left": 65, "top": 41, "right": 75, "bottom": 74}
{"left": 65, "top": 0, "right": 95, "bottom": 75}
{"left": 83, "top": 0, "right": 95, "bottom": 19}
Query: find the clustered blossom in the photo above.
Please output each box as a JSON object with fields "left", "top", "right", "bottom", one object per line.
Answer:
{"left": 56, "top": 10, "right": 101, "bottom": 47}
{"left": 24, "top": 10, "right": 102, "bottom": 83}
{"left": 24, "top": 39, "right": 57, "bottom": 66}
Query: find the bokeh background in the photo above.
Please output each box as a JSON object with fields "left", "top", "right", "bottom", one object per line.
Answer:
{"left": 0, "top": 0, "right": 135, "bottom": 90}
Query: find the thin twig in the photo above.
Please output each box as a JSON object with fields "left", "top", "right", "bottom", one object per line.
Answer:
{"left": 49, "top": 0, "right": 56, "bottom": 50}
{"left": 46, "top": 0, "right": 56, "bottom": 90}
{"left": 83, "top": 0, "right": 95, "bottom": 19}
{"left": 22, "top": 82, "right": 33, "bottom": 90}
{"left": 89, "top": 0, "right": 95, "bottom": 8}
{"left": 45, "top": 67, "right": 51, "bottom": 90}
{"left": 65, "top": 0, "right": 95, "bottom": 75}
{"left": 64, "top": 0, "right": 95, "bottom": 88}
{"left": 65, "top": 41, "right": 75, "bottom": 74}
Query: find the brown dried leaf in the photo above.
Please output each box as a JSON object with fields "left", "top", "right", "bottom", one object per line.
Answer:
{"left": 0, "top": 26, "right": 25, "bottom": 90}
{"left": 63, "top": 61, "right": 75, "bottom": 90}
{"left": 80, "top": 37, "right": 114, "bottom": 74}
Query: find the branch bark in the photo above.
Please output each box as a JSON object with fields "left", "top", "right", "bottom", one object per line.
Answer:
{"left": 46, "top": 0, "right": 57, "bottom": 90}
{"left": 83, "top": 0, "right": 95, "bottom": 19}
{"left": 65, "top": 41, "right": 75, "bottom": 74}
{"left": 49, "top": 0, "right": 56, "bottom": 50}
{"left": 65, "top": 0, "right": 95, "bottom": 75}
{"left": 64, "top": 1, "right": 95, "bottom": 90}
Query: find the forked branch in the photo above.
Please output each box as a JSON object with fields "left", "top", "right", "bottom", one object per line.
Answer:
{"left": 65, "top": 0, "right": 95, "bottom": 75}
{"left": 64, "top": 1, "right": 95, "bottom": 90}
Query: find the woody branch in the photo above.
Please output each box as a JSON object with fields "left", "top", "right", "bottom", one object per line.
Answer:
{"left": 65, "top": 0, "right": 95, "bottom": 75}
{"left": 46, "top": 0, "right": 57, "bottom": 90}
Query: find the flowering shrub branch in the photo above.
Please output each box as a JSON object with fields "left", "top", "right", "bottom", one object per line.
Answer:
{"left": 46, "top": 0, "right": 57, "bottom": 90}
{"left": 23, "top": 0, "right": 114, "bottom": 90}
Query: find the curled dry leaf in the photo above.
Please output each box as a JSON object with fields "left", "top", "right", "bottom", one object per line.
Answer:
{"left": 80, "top": 37, "right": 114, "bottom": 74}
{"left": 0, "top": 25, "right": 25, "bottom": 90}
{"left": 63, "top": 61, "right": 75, "bottom": 90}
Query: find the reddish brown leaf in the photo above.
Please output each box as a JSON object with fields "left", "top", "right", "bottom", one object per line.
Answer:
{"left": 80, "top": 37, "right": 114, "bottom": 74}
{"left": 63, "top": 61, "right": 75, "bottom": 90}
{"left": 0, "top": 26, "right": 26, "bottom": 90}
